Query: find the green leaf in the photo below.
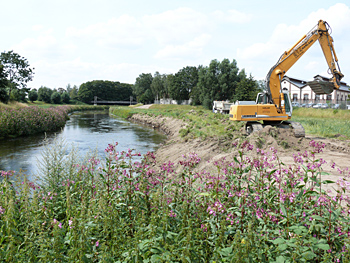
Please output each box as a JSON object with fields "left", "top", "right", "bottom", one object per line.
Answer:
{"left": 278, "top": 244, "right": 288, "bottom": 251}
{"left": 220, "top": 246, "right": 233, "bottom": 256}
{"left": 198, "top": 192, "right": 210, "bottom": 197}
{"left": 315, "top": 243, "right": 330, "bottom": 251}
{"left": 322, "top": 180, "right": 335, "bottom": 184}
{"left": 301, "top": 251, "right": 316, "bottom": 260}
{"left": 275, "top": 255, "right": 285, "bottom": 263}
{"left": 280, "top": 205, "right": 287, "bottom": 217}
{"left": 272, "top": 238, "right": 285, "bottom": 245}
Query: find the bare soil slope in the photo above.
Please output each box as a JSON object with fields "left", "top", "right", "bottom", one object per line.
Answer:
{"left": 130, "top": 113, "right": 350, "bottom": 194}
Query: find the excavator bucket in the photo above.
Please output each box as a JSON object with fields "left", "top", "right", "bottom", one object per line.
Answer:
{"left": 307, "top": 80, "right": 335, "bottom": 95}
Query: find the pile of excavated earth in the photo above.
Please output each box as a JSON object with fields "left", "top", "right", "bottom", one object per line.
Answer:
{"left": 130, "top": 111, "right": 350, "bottom": 196}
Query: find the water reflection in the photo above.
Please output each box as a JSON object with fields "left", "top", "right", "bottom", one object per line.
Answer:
{"left": 0, "top": 111, "right": 166, "bottom": 175}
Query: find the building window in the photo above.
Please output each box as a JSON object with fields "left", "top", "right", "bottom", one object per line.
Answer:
{"left": 326, "top": 95, "right": 332, "bottom": 101}
{"left": 292, "top": 94, "right": 298, "bottom": 101}
{"left": 303, "top": 94, "right": 309, "bottom": 103}
{"left": 315, "top": 95, "right": 320, "bottom": 102}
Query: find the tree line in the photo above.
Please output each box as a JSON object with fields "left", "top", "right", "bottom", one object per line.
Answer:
{"left": 134, "top": 58, "right": 262, "bottom": 109}
{"left": 0, "top": 50, "right": 262, "bottom": 108}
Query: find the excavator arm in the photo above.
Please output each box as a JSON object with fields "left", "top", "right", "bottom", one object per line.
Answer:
{"left": 266, "top": 20, "right": 344, "bottom": 111}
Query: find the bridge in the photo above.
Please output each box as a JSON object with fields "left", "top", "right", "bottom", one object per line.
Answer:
{"left": 90, "top": 96, "right": 138, "bottom": 105}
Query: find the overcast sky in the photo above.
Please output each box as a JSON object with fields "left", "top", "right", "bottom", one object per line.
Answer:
{"left": 1, "top": 0, "right": 349, "bottom": 90}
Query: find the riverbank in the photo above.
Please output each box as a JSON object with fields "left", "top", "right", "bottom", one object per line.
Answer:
{"left": 0, "top": 104, "right": 109, "bottom": 139}
{"left": 129, "top": 110, "right": 350, "bottom": 195}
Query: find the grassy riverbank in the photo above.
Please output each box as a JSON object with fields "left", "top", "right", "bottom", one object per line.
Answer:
{"left": 0, "top": 103, "right": 109, "bottom": 139}
{"left": 110, "top": 105, "right": 244, "bottom": 140}
{"left": 111, "top": 105, "right": 350, "bottom": 140}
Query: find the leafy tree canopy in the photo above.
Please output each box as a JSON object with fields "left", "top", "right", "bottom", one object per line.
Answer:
{"left": 38, "top": 86, "right": 53, "bottom": 103}
{"left": 28, "top": 89, "right": 38, "bottom": 102}
{"left": 0, "top": 50, "right": 34, "bottom": 91}
{"left": 169, "top": 66, "right": 198, "bottom": 101}
{"left": 133, "top": 73, "right": 153, "bottom": 104}
{"left": 78, "top": 80, "right": 133, "bottom": 104}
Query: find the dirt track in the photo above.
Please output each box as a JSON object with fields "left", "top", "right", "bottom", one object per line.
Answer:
{"left": 130, "top": 113, "right": 350, "bottom": 195}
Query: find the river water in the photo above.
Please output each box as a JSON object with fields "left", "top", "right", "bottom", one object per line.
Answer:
{"left": 0, "top": 110, "right": 166, "bottom": 176}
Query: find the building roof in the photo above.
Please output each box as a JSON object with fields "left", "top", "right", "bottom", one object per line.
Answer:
{"left": 283, "top": 75, "right": 349, "bottom": 92}
{"left": 282, "top": 76, "right": 307, "bottom": 89}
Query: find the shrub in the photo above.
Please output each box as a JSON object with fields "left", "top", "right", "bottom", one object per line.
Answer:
{"left": 51, "top": 92, "right": 61, "bottom": 104}
{"left": 28, "top": 90, "right": 38, "bottom": 102}
{"left": 61, "top": 92, "right": 70, "bottom": 104}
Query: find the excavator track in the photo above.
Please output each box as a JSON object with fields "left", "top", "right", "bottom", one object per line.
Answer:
{"left": 284, "top": 121, "right": 305, "bottom": 138}
{"left": 245, "top": 121, "right": 305, "bottom": 138}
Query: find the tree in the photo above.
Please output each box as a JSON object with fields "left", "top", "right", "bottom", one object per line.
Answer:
{"left": 28, "top": 89, "right": 38, "bottom": 102}
{"left": 151, "top": 72, "right": 165, "bottom": 100}
{"left": 10, "top": 88, "right": 27, "bottom": 102}
{"left": 169, "top": 66, "right": 198, "bottom": 101}
{"left": 232, "top": 74, "right": 260, "bottom": 101}
{"left": 51, "top": 92, "right": 61, "bottom": 104}
{"left": 0, "top": 50, "right": 34, "bottom": 100}
{"left": 133, "top": 73, "right": 153, "bottom": 104}
{"left": 68, "top": 84, "right": 79, "bottom": 100}
{"left": 78, "top": 80, "right": 133, "bottom": 104}
{"left": 195, "top": 58, "right": 243, "bottom": 109}
{"left": 38, "top": 86, "right": 53, "bottom": 103}
{"left": 0, "top": 64, "right": 9, "bottom": 103}
{"left": 61, "top": 92, "right": 70, "bottom": 104}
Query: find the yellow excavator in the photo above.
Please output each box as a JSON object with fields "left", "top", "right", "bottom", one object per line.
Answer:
{"left": 229, "top": 20, "right": 344, "bottom": 137}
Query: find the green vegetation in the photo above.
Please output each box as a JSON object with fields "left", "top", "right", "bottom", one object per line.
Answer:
{"left": 292, "top": 107, "right": 350, "bottom": 139}
{"left": 78, "top": 80, "right": 133, "bottom": 104}
{"left": 1, "top": 138, "right": 350, "bottom": 261}
{"left": 0, "top": 104, "right": 109, "bottom": 139}
{"left": 134, "top": 58, "right": 262, "bottom": 109}
{"left": 110, "top": 104, "right": 244, "bottom": 141}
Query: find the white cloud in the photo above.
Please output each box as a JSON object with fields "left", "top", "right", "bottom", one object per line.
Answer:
{"left": 66, "top": 15, "right": 146, "bottom": 49}
{"left": 143, "top": 7, "right": 210, "bottom": 45}
{"left": 237, "top": 3, "right": 350, "bottom": 81}
{"left": 155, "top": 34, "right": 211, "bottom": 60}
{"left": 212, "top": 9, "right": 252, "bottom": 24}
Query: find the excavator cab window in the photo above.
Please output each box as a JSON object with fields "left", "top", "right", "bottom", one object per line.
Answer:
{"left": 256, "top": 93, "right": 268, "bottom": 104}
{"left": 282, "top": 90, "right": 292, "bottom": 116}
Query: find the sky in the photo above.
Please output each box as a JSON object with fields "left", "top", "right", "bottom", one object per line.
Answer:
{"left": 1, "top": 0, "right": 349, "bottom": 90}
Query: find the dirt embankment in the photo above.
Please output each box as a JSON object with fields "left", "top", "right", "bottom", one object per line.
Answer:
{"left": 130, "top": 113, "right": 350, "bottom": 188}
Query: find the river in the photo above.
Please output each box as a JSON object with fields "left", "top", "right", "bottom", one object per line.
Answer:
{"left": 0, "top": 110, "right": 166, "bottom": 176}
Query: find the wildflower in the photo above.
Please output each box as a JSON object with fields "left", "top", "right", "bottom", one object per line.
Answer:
{"left": 169, "top": 210, "right": 176, "bottom": 217}
{"left": 96, "top": 240, "right": 99, "bottom": 247}
{"left": 241, "top": 239, "right": 246, "bottom": 244}
{"left": 58, "top": 223, "right": 62, "bottom": 229}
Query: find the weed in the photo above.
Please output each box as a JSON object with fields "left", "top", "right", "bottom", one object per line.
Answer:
{"left": 1, "top": 139, "right": 350, "bottom": 261}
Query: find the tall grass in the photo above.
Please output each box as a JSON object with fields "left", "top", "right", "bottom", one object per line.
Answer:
{"left": 1, "top": 138, "right": 350, "bottom": 261}
{"left": 0, "top": 105, "right": 109, "bottom": 139}
{"left": 292, "top": 108, "right": 350, "bottom": 139}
